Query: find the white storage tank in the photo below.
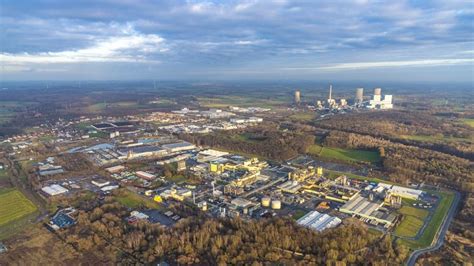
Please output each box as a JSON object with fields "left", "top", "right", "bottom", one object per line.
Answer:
{"left": 261, "top": 197, "right": 271, "bottom": 207}
{"left": 271, "top": 200, "right": 281, "bottom": 210}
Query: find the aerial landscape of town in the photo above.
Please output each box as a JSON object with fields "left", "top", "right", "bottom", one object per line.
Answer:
{"left": 0, "top": 1, "right": 473, "bottom": 266}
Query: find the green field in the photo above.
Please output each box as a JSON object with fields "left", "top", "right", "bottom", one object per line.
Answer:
{"left": 394, "top": 206, "right": 429, "bottom": 238}
{"left": 197, "top": 95, "right": 285, "bottom": 108}
{"left": 0, "top": 189, "right": 37, "bottom": 226}
{"left": 115, "top": 189, "right": 159, "bottom": 209}
{"left": 401, "top": 134, "right": 473, "bottom": 143}
{"left": 289, "top": 112, "right": 316, "bottom": 121}
{"left": 461, "top": 118, "right": 474, "bottom": 128}
{"left": 308, "top": 144, "right": 381, "bottom": 163}
{"left": 398, "top": 191, "right": 455, "bottom": 249}
{"left": 0, "top": 169, "right": 9, "bottom": 179}
{"left": 292, "top": 209, "right": 308, "bottom": 220}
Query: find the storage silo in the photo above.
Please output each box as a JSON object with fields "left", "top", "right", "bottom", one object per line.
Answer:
{"left": 355, "top": 88, "right": 364, "bottom": 104}
{"left": 271, "top": 200, "right": 281, "bottom": 210}
{"left": 374, "top": 88, "right": 382, "bottom": 96}
{"left": 262, "top": 197, "right": 271, "bottom": 207}
{"left": 294, "top": 90, "right": 301, "bottom": 104}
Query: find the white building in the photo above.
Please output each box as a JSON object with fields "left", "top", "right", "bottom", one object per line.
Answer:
{"left": 297, "top": 211, "right": 342, "bottom": 232}
{"left": 42, "top": 184, "right": 69, "bottom": 196}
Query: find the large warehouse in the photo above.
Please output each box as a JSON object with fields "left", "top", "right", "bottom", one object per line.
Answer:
{"left": 339, "top": 194, "right": 397, "bottom": 227}
{"left": 297, "top": 211, "right": 342, "bottom": 232}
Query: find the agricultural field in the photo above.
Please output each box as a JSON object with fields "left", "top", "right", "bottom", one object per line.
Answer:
{"left": 0, "top": 189, "right": 37, "bottom": 227}
{"left": 308, "top": 144, "right": 381, "bottom": 163}
{"left": 394, "top": 206, "right": 429, "bottom": 238}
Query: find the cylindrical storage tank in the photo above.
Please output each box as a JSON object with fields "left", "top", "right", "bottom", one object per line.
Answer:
{"left": 262, "top": 197, "right": 271, "bottom": 207}
{"left": 271, "top": 200, "right": 281, "bottom": 210}
{"left": 374, "top": 88, "right": 382, "bottom": 96}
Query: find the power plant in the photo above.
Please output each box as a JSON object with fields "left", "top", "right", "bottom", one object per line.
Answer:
{"left": 368, "top": 88, "right": 393, "bottom": 109}
{"left": 311, "top": 85, "right": 393, "bottom": 110}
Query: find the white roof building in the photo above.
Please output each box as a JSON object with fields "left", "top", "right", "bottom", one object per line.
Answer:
{"left": 297, "top": 211, "right": 342, "bottom": 232}
{"left": 42, "top": 184, "right": 69, "bottom": 196}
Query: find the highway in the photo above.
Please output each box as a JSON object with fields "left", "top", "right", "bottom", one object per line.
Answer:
{"left": 406, "top": 190, "right": 461, "bottom": 266}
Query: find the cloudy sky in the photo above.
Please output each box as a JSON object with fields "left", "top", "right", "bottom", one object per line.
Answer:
{"left": 1, "top": 0, "right": 473, "bottom": 81}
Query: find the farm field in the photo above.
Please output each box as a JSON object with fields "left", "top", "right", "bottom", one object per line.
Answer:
{"left": 308, "top": 144, "right": 381, "bottom": 163}
{"left": 0, "top": 189, "right": 37, "bottom": 227}
{"left": 394, "top": 206, "right": 429, "bottom": 238}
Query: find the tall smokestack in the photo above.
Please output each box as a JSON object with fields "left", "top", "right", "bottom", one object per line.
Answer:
{"left": 329, "top": 84, "right": 332, "bottom": 100}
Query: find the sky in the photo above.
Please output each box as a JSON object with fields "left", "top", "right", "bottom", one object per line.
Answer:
{"left": 0, "top": 0, "right": 473, "bottom": 82}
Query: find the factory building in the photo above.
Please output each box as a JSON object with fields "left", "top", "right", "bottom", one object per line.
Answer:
{"left": 197, "top": 149, "right": 229, "bottom": 163}
{"left": 160, "top": 187, "right": 192, "bottom": 201}
{"left": 289, "top": 166, "right": 316, "bottom": 182}
{"left": 161, "top": 141, "right": 196, "bottom": 153}
{"left": 119, "top": 145, "right": 167, "bottom": 159}
{"left": 339, "top": 194, "right": 397, "bottom": 227}
{"left": 297, "top": 211, "right": 342, "bottom": 232}
{"left": 42, "top": 184, "right": 69, "bottom": 196}
{"left": 278, "top": 180, "right": 302, "bottom": 194}
{"left": 136, "top": 171, "right": 156, "bottom": 181}
{"left": 368, "top": 88, "right": 393, "bottom": 109}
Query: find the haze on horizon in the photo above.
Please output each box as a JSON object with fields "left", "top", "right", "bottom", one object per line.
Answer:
{"left": 0, "top": 0, "right": 473, "bottom": 82}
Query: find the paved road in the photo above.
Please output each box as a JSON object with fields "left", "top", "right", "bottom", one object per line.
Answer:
{"left": 406, "top": 190, "right": 461, "bottom": 266}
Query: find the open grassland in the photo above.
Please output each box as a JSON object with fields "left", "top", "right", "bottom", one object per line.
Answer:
{"left": 401, "top": 134, "right": 473, "bottom": 143}
{"left": 308, "top": 144, "right": 381, "bottom": 163}
{"left": 115, "top": 189, "right": 159, "bottom": 209}
{"left": 289, "top": 112, "right": 316, "bottom": 121}
{"left": 399, "top": 206, "right": 429, "bottom": 219}
{"left": 399, "top": 191, "right": 455, "bottom": 249}
{"left": 197, "top": 95, "right": 286, "bottom": 108}
{"left": 461, "top": 118, "right": 474, "bottom": 128}
{"left": 0, "top": 189, "right": 37, "bottom": 227}
{"left": 0, "top": 169, "right": 9, "bottom": 179}
{"left": 395, "top": 216, "right": 424, "bottom": 238}
{"left": 394, "top": 206, "right": 429, "bottom": 238}
{"left": 292, "top": 209, "right": 308, "bottom": 220}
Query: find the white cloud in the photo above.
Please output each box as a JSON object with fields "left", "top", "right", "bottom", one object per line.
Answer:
{"left": 0, "top": 26, "right": 166, "bottom": 65}
{"left": 282, "top": 59, "right": 474, "bottom": 71}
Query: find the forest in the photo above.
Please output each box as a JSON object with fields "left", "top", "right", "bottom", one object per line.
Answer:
{"left": 315, "top": 111, "right": 473, "bottom": 160}
{"left": 35, "top": 195, "right": 409, "bottom": 265}
{"left": 323, "top": 130, "right": 473, "bottom": 193}
{"left": 179, "top": 124, "right": 315, "bottom": 161}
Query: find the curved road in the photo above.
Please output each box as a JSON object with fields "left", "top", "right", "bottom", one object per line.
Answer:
{"left": 406, "top": 190, "right": 461, "bottom": 266}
